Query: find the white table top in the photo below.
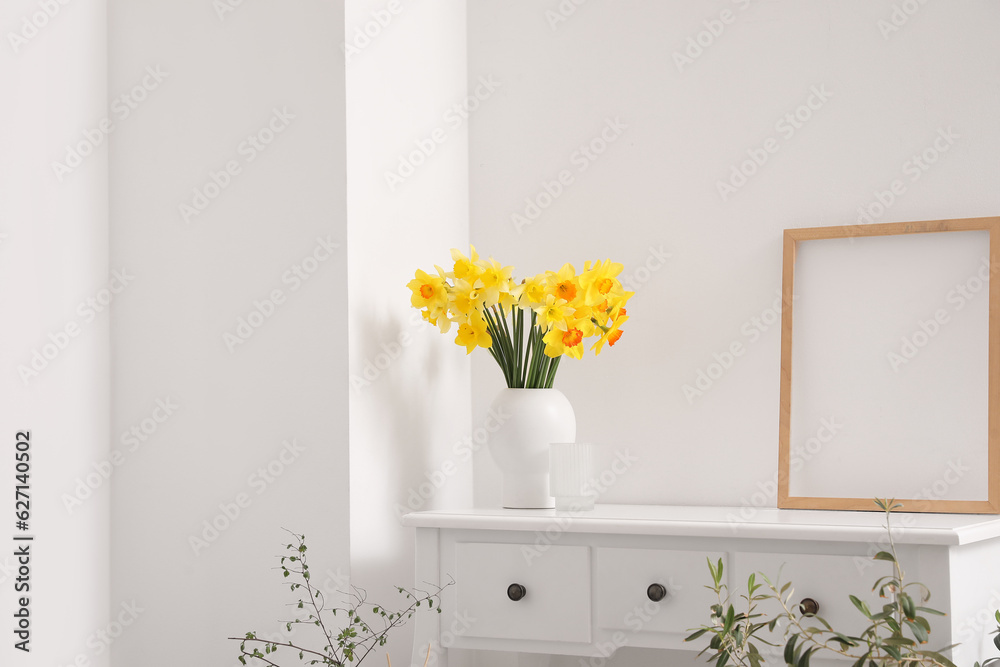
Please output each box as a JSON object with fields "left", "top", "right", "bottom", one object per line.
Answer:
{"left": 401, "top": 504, "right": 1000, "bottom": 546}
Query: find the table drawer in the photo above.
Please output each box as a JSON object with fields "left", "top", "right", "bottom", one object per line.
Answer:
{"left": 455, "top": 542, "right": 591, "bottom": 643}
{"left": 595, "top": 547, "right": 727, "bottom": 636}
{"left": 733, "top": 552, "right": 891, "bottom": 641}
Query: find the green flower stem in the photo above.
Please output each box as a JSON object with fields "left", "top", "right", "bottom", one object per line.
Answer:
{"left": 527, "top": 326, "right": 547, "bottom": 388}
{"left": 544, "top": 355, "right": 561, "bottom": 388}
{"left": 531, "top": 349, "right": 543, "bottom": 387}
{"left": 540, "top": 353, "right": 553, "bottom": 389}
{"left": 487, "top": 307, "right": 509, "bottom": 383}
{"left": 482, "top": 306, "right": 566, "bottom": 389}
{"left": 494, "top": 305, "right": 517, "bottom": 382}
{"left": 515, "top": 307, "right": 524, "bottom": 386}
{"left": 524, "top": 327, "right": 536, "bottom": 387}
{"left": 497, "top": 305, "right": 512, "bottom": 346}
{"left": 498, "top": 321, "right": 516, "bottom": 386}
{"left": 482, "top": 308, "right": 512, "bottom": 386}
{"left": 484, "top": 343, "right": 503, "bottom": 375}
{"left": 521, "top": 311, "right": 535, "bottom": 388}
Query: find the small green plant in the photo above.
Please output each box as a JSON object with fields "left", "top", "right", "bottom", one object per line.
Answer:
{"left": 683, "top": 559, "right": 778, "bottom": 667}
{"left": 687, "top": 499, "right": 1000, "bottom": 667}
{"left": 229, "top": 531, "right": 451, "bottom": 667}
{"left": 973, "top": 611, "right": 1000, "bottom": 667}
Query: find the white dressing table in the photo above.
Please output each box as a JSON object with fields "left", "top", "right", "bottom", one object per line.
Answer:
{"left": 403, "top": 505, "right": 1000, "bottom": 666}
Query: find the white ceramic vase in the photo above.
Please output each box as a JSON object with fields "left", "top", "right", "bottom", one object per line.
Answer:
{"left": 487, "top": 388, "right": 576, "bottom": 509}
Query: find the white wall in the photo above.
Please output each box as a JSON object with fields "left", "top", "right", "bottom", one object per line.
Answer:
{"left": 0, "top": 2, "right": 110, "bottom": 666}
{"left": 467, "top": 0, "right": 1000, "bottom": 515}
{"left": 346, "top": 0, "right": 472, "bottom": 664}
{"left": 467, "top": 6, "right": 1000, "bottom": 662}
{"left": 109, "top": 2, "right": 349, "bottom": 666}
{"left": 7, "top": 2, "right": 997, "bottom": 666}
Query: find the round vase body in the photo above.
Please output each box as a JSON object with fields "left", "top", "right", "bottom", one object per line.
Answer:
{"left": 487, "top": 388, "right": 576, "bottom": 509}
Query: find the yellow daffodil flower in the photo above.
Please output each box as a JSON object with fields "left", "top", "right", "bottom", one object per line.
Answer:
{"left": 449, "top": 277, "right": 486, "bottom": 318}
{"left": 545, "top": 263, "right": 580, "bottom": 305}
{"left": 534, "top": 294, "right": 571, "bottom": 332}
{"left": 570, "top": 307, "right": 598, "bottom": 337}
{"left": 408, "top": 268, "right": 448, "bottom": 311}
{"left": 513, "top": 274, "right": 547, "bottom": 309}
{"left": 410, "top": 249, "right": 634, "bottom": 386}
{"left": 592, "top": 312, "right": 628, "bottom": 355}
{"left": 591, "top": 299, "right": 612, "bottom": 327}
{"left": 497, "top": 278, "right": 518, "bottom": 311}
{"left": 407, "top": 267, "right": 451, "bottom": 332}
{"left": 608, "top": 294, "right": 633, "bottom": 320}
{"left": 450, "top": 246, "right": 482, "bottom": 282}
{"left": 455, "top": 310, "right": 491, "bottom": 354}
{"left": 579, "top": 259, "right": 625, "bottom": 304}
{"left": 476, "top": 257, "right": 513, "bottom": 307}
{"left": 543, "top": 324, "right": 586, "bottom": 359}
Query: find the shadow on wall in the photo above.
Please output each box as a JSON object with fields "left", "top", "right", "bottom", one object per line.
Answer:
{"left": 351, "top": 306, "right": 467, "bottom": 664}
{"left": 353, "top": 305, "right": 459, "bottom": 534}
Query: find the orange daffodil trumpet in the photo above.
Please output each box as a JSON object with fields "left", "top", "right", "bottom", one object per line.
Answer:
{"left": 407, "top": 267, "right": 450, "bottom": 332}
{"left": 408, "top": 247, "right": 634, "bottom": 388}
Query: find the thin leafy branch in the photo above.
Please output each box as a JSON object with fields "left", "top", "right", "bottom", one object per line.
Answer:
{"left": 685, "top": 559, "right": 779, "bottom": 667}
{"left": 229, "top": 530, "right": 452, "bottom": 667}
{"left": 687, "top": 499, "right": 1000, "bottom": 667}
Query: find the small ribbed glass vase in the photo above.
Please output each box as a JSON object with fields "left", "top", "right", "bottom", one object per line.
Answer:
{"left": 548, "top": 442, "right": 596, "bottom": 511}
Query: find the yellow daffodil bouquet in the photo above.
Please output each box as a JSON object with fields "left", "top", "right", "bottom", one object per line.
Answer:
{"left": 407, "top": 247, "right": 633, "bottom": 388}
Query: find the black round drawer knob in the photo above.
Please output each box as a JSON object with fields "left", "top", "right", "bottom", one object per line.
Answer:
{"left": 507, "top": 583, "right": 527, "bottom": 601}
{"left": 799, "top": 598, "right": 820, "bottom": 616}
{"left": 647, "top": 583, "right": 668, "bottom": 602}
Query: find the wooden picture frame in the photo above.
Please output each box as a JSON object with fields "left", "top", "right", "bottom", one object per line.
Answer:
{"left": 778, "top": 217, "right": 1000, "bottom": 513}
